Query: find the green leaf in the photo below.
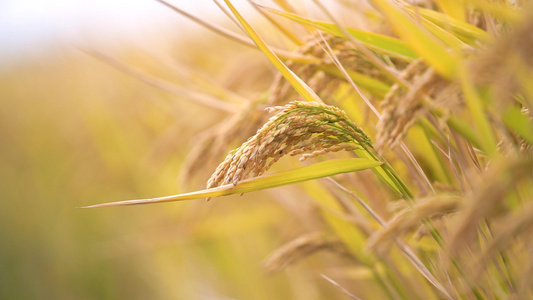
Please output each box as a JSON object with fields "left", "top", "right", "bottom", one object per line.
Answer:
{"left": 316, "top": 65, "right": 391, "bottom": 98}
{"left": 404, "top": 9, "right": 468, "bottom": 49}
{"left": 367, "top": 0, "right": 457, "bottom": 79}
{"left": 354, "top": 149, "right": 403, "bottom": 195}
{"left": 261, "top": 6, "right": 418, "bottom": 60}
{"left": 222, "top": 0, "right": 323, "bottom": 103}
{"left": 456, "top": 60, "right": 498, "bottom": 156}
{"left": 445, "top": 114, "right": 484, "bottom": 150}
{"left": 81, "top": 158, "right": 383, "bottom": 208}
{"left": 409, "top": 6, "right": 492, "bottom": 45}
{"left": 503, "top": 105, "right": 533, "bottom": 145}
{"left": 301, "top": 180, "right": 374, "bottom": 263}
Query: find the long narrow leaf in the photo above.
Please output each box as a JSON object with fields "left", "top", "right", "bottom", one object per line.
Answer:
{"left": 82, "top": 158, "right": 382, "bottom": 208}
{"left": 316, "top": 64, "right": 391, "bottom": 98}
{"left": 408, "top": 6, "right": 492, "bottom": 44}
{"left": 249, "top": 0, "right": 303, "bottom": 45}
{"left": 368, "top": 0, "right": 457, "bottom": 79}
{"left": 503, "top": 105, "right": 533, "bottom": 145}
{"left": 456, "top": 59, "right": 498, "bottom": 156}
{"left": 82, "top": 48, "right": 239, "bottom": 113}
{"left": 404, "top": 9, "right": 467, "bottom": 49}
{"left": 156, "top": 0, "right": 318, "bottom": 64}
{"left": 462, "top": 0, "right": 520, "bottom": 23}
{"left": 261, "top": 6, "right": 418, "bottom": 60}
{"left": 223, "top": 0, "right": 323, "bottom": 103}
{"left": 434, "top": 0, "right": 466, "bottom": 21}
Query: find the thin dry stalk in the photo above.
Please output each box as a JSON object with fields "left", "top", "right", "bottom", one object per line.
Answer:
{"left": 81, "top": 48, "right": 238, "bottom": 112}
{"left": 156, "top": 0, "right": 317, "bottom": 63}
{"left": 321, "top": 274, "right": 362, "bottom": 300}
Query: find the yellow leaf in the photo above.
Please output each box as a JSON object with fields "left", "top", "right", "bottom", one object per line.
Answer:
{"left": 223, "top": 0, "right": 322, "bottom": 103}
{"left": 82, "top": 158, "right": 383, "bottom": 208}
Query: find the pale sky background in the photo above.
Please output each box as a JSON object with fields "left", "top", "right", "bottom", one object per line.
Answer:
{"left": 0, "top": 0, "right": 255, "bottom": 67}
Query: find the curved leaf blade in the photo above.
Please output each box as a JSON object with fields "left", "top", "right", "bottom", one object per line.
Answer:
{"left": 409, "top": 6, "right": 492, "bottom": 45}
{"left": 261, "top": 6, "right": 418, "bottom": 60}
{"left": 368, "top": 0, "right": 457, "bottom": 79}
{"left": 222, "top": 0, "right": 323, "bottom": 103}
{"left": 82, "top": 158, "right": 383, "bottom": 208}
{"left": 404, "top": 9, "right": 468, "bottom": 49}
{"left": 503, "top": 105, "right": 533, "bottom": 146}
{"left": 316, "top": 65, "right": 391, "bottom": 98}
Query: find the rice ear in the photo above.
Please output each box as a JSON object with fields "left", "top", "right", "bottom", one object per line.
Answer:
{"left": 375, "top": 60, "right": 450, "bottom": 152}
{"left": 262, "top": 232, "right": 349, "bottom": 274}
{"left": 366, "top": 195, "right": 461, "bottom": 253}
{"left": 206, "top": 101, "right": 373, "bottom": 188}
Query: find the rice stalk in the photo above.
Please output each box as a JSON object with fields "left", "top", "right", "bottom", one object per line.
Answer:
{"left": 321, "top": 274, "right": 362, "bottom": 300}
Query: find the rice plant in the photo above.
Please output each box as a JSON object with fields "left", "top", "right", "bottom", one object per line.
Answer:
{"left": 85, "top": 0, "right": 533, "bottom": 299}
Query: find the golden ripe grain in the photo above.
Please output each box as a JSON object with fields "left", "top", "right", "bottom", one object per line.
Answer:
{"left": 206, "top": 101, "right": 371, "bottom": 189}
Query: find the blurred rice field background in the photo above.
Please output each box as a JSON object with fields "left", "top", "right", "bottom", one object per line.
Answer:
{"left": 0, "top": 4, "right": 313, "bottom": 299}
